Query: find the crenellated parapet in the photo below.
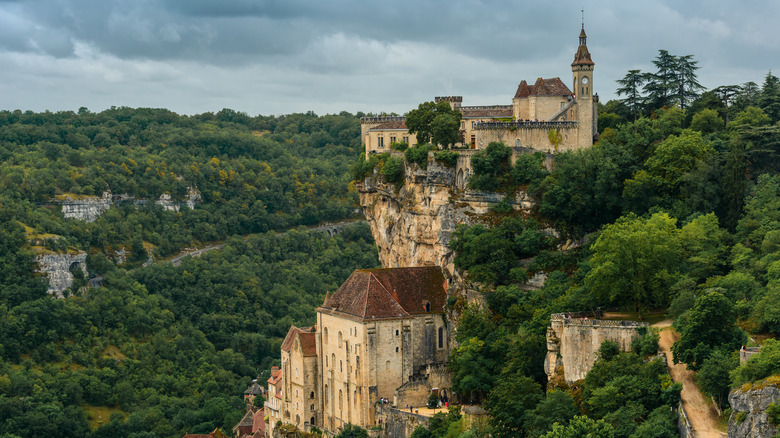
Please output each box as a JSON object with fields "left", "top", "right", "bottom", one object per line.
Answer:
{"left": 545, "top": 313, "right": 649, "bottom": 384}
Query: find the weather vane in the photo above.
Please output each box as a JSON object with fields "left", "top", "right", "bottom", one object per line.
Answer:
{"left": 581, "top": 9, "right": 584, "bottom": 28}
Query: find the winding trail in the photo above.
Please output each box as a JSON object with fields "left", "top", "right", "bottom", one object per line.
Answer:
{"left": 653, "top": 319, "right": 726, "bottom": 438}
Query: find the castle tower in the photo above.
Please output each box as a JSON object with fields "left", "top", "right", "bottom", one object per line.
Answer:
{"left": 572, "top": 25, "right": 596, "bottom": 146}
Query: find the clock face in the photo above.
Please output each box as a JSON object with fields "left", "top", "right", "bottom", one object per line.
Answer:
{"left": 582, "top": 76, "right": 589, "bottom": 85}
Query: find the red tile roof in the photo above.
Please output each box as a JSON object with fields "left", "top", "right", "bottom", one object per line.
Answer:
{"left": 281, "top": 326, "right": 317, "bottom": 357}
{"left": 267, "top": 367, "right": 282, "bottom": 385}
{"left": 370, "top": 120, "right": 408, "bottom": 130}
{"left": 252, "top": 409, "right": 266, "bottom": 435}
{"left": 514, "top": 77, "right": 573, "bottom": 98}
{"left": 319, "top": 267, "right": 446, "bottom": 320}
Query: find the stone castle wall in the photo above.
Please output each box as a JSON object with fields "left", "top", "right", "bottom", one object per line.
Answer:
{"left": 544, "top": 313, "right": 648, "bottom": 384}
{"left": 474, "top": 121, "right": 581, "bottom": 153}
{"left": 375, "top": 404, "right": 430, "bottom": 438}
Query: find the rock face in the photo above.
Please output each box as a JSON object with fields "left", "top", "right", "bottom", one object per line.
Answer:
{"left": 35, "top": 252, "right": 88, "bottom": 297}
{"left": 728, "top": 384, "right": 780, "bottom": 438}
{"left": 61, "top": 192, "right": 112, "bottom": 222}
{"left": 357, "top": 153, "right": 533, "bottom": 283}
{"left": 60, "top": 187, "right": 202, "bottom": 220}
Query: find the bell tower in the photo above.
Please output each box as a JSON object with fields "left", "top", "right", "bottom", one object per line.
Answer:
{"left": 572, "top": 23, "right": 595, "bottom": 146}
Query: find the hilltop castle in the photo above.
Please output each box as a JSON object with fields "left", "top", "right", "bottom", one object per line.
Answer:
{"left": 361, "top": 26, "right": 597, "bottom": 154}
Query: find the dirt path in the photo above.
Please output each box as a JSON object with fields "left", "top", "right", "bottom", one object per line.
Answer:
{"left": 653, "top": 319, "right": 726, "bottom": 438}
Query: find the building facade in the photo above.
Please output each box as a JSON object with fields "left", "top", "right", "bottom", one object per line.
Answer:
{"left": 266, "top": 266, "right": 450, "bottom": 436}
{"left": 362, "top": 27, "right": 597, "bottom": 155}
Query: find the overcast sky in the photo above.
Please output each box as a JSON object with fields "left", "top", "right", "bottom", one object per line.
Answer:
{"left": 1, "top": 0, "right": 778, "bottom": 116}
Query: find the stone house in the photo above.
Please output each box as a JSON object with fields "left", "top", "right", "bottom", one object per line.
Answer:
{"left": 362, "top": 26, "right": 597, "bottom": 155}
{"left": 266, "top": 266, "right": 451, "bottom": 436}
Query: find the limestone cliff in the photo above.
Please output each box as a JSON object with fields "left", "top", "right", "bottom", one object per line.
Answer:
{"left": 357, "top": 153, "right": 533, "bottom": 284}
{"left": 60, "top": 192, "right": 113, "bottom": 222}
{"left": 728, "top": 383, "right": 780, "bottom": 438}
{"left": 35, "top": 252, "right": 88, "bottom": 297}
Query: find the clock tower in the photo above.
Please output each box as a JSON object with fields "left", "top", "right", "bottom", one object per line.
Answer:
{"left": 572, "top": 25, "right": 596, "bottom": 146}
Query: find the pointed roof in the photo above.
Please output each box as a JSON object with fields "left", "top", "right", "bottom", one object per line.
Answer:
{"left": 281, "top": 326, "right": 317, "bottom": 357}
{"left": 514, "top": 78, "right": 573, "bottom": 98}
{"left": 319, "top": 267, "right": 446, "bottom": 320}
{"left": 573, "top": 27, "right": 594, "bottom": 66}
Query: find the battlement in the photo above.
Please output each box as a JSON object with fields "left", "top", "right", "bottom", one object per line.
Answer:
{"left": 461, "top": 105, "right": 512, "bottom": 111}
{"left": 434, "top": 96, "right": 463, "bottom": 103}
{"left": 545, "top": 313, "right": 648, "bottom": 384}
{"left": 360, "top": 116, "right": 406, "bottom": 124}
{"left": 474, "top": 120, "right": 577, "bottom": 130}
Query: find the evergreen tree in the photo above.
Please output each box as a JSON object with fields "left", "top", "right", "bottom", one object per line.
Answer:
{"left": 643, "top": 50, "right": 678, "bottom": 111}
{"left": 759, "top": 71, "right": 780, "bottom": 123}
{"left": 615, "top": 69, "right": 646, "bottom": 121}
{"left": 674, "top": 54, "right": 706, "bottom": 111}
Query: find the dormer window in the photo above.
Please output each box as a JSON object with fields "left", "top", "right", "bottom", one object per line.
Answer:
{"left": 424, "top": 301, "right": 431, "bottom": 312}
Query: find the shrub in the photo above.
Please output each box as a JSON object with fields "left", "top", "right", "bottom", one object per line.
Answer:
{"left": 405, "top": 143, "right": 435, "bottom": 169}
{"left": 433, "top": 150, "right": 458, "bottom": 167}
{"left": 427, "top": 392, "right": 440, "bottom": 409}
{"left": 390, "top": 141, "right": 409, "bottom": 151}
{"left": 381, "top": 157, "right": 405, "bottom": 186}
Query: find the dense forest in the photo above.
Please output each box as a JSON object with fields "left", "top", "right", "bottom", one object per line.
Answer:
{"left": 0, "top": 109, "right": 380, "bottom": 437}
{"left": 0, "top": 108, "right": 362, "bottom": 259}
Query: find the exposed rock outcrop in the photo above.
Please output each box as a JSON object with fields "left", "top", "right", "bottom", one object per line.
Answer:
{"left": 357, "top": 153, "right": 532, "bottom": 284}
{"left": 728, "top": 383, "right": 780, "bottom": 438}
{"left": 35, "top": 252, "right": 88, "bottom": 297}
{"left": 60, "top": 192, "right": 112, "bottom": 222}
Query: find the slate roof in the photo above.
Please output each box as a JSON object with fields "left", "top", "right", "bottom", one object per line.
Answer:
{"left": 281, "top": 326, "right": 317, "bottom": 357}
{"left": 370, "top": 120, "right": 408, "bottom": 130}
{"left": 244, "top": 382, "right": 264, "bottom": 395}
{"left": 319, "top": 267, "right": 446, "bottom": 320}
{"left": 573, "top": 28, "right": 594, "bottom": 66}
{"left": 514, "top": 77, "right": 573, "bottom": 98}
{"left": 461, "top": 106, "right": 513, "bottom": 118}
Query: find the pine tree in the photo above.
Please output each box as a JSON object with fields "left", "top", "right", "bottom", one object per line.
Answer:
{"left": 643, "top": 50, "right": 678, "bottom": 111}
{"left": 674, "top": 55, "right": 705, "bottom": 111}
{"left": 616, "top": 69, "right": 646, "bottom": 121}
{"left": 759, "top": 71, "right": 780, "bottom": 123}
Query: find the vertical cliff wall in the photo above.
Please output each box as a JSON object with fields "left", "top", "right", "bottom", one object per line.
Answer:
{"left": 728, "top": 383, "right": 779, "bottom": 438}
{"left": 35, "top": 252, "right": 88, "bottom": 297}
{"left": 357, "top": 153, "right": 533, "bottom": 282}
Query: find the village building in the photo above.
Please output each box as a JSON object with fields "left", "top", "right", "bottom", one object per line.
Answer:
{"left": 264, "top": 366, "right": 283, "bottom": 436}
{"left": 265, "top": 266, "right": 450, "bottom": 436}
{"left": 362, "top": 26, "right": 597, "bottom": 155}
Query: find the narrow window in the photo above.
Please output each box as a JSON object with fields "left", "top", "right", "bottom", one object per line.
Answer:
{"left": 338, "top": 331, "right": 343, "bottom": 347}
{"left": 377, "top": 136, "right": 384, "bottom": 148}
{"left": 396, "top": 347, "right": 399, "bottom": 353}
{"left": 438, "top": 326, "right": 444, "bottom": 349}
{"left": 395, "top": 329, "right": 399, "bottom": 336}
{"left": 340, "top": 360, "right": 343, "bottom": 372}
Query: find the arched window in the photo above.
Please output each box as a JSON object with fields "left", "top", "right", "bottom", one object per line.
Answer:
{"left": 310, "top": 391, "right": 315, "bottom": 399}
{"left": 438, "top": 326, "right": 444, "bottom": 349}
{"left": 385, "top": 360, "right": 391, "bottom": 371}
{"left": 340, "top": 360, "right": 343, "bottom": 372}
{"left": 331, "top": 353, "right": 335, "bottom": 369}
{"left": 324, "top": 327, "right": 328, "bottom": 344}
{"left": 395, "top": 346, "right": 399, "bottom": 353}
{"left": 338, "top": 331, "right": 343, "bottom": 347}
{"left": 425, "top": 302, "right": 431, "bottom": 312}
{"left": 310, "top": 416, "right": 315, "bottom": 425}
{"left": 325, "top": 355, "right": 328, "bottom": 367}
{"left": 324, "top": 384, "right": 329, "bottom": 406}
{"left": 296, "top": 414, "right": 300, "bottom": 425}
{"left": 339, "top": 390, "right": 343, "bottom": 410}
{"left": 395, "top": 329, "right": 399, "bottom": 336}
